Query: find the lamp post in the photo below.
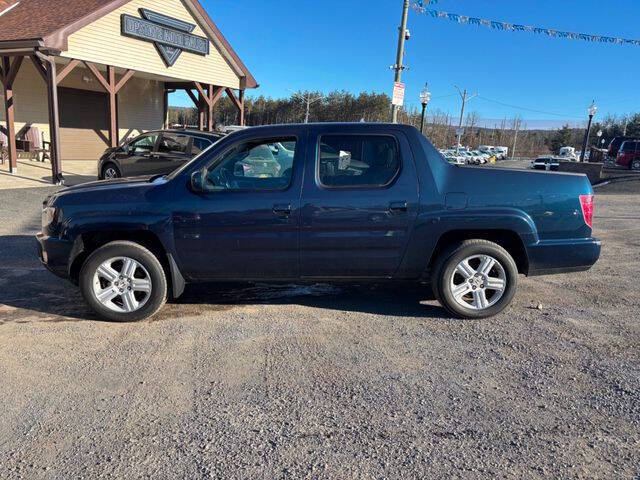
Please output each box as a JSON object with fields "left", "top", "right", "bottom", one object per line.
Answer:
{"left": 580, "top": 101, "right": 597, "bottom": 162}
{"left": 419, "top": 83, "right": 431, "bottom": 135}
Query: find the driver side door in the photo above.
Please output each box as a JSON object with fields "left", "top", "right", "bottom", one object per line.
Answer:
{"left": 173, "top": 131, "right": 306, "bottom": 280}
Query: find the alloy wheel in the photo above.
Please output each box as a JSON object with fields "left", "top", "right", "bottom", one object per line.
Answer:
{"left": 449, "top": 254, "right": 507, "bottom": 310}
{"left": 92, "top": 256, "right": 152, "bottom": 313}
{"left": 104, "top": 166, "right": 119, "bottom": 179}
{"left": 632, "top": 160, "right": 640, "bottom": 171}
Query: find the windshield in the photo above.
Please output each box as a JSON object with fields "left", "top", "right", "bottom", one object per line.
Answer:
{"left": 164, "top": 135, "right": 225, "bottom": 180}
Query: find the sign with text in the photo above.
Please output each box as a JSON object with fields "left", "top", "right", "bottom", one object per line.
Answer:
{"left": 392, "top": 82, "right": 405, "bottom": 107}
{"left": 121, "top": 9, "right": 209, "bottom": 67}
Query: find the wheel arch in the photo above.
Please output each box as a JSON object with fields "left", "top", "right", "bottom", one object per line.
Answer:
{"left": 69, "top": 229, "right": 185, "bottom": 299}
{"left": 427, "top": 229, "right": 529, "bottom": 275}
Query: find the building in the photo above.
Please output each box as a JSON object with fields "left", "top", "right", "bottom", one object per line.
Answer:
{"left": 0, "top": 0, "right": 257, "bottom": 183}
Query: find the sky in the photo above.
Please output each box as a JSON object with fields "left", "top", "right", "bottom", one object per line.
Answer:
{"left": 171, "top": 0, "right": 640, "bottom": 129}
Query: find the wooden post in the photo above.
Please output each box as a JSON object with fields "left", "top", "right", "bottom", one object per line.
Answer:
{"left": 207, "top": 84, "right": 214, "bottom": 132}
{"left": 225, "top": 88, "right": 244, "bottom": 127}
{"left": 83, "top": 62, "right": 134, "bottom": 148}
{"left": 1, "top": 56, "right": 23, "bottom": 174}
{"left": 45, "top": 59, "right": 62, "bottom": 183}
{"left": 107, "top": 66, "right": 117, "bottom": 147}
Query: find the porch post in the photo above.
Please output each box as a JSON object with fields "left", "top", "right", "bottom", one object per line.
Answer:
{"left": 1, "top": 56, "right": 23, "bottom": 174}
{"left": 197, "top": 91, "right": 205, "bottom": 131}
{"left": 239, "top": 89, "right": 245, "bottom": 126}
{"left": 207, "top": 84, "right": 214, "bottom": 132}
{"left": 45, "top": 59, "right": 63, "bottom": 184}
{"left": 107, "top": 66, "right": 118, "bottom": 147}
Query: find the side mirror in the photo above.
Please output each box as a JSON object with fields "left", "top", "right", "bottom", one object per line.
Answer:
{"left": 190, "top": 169, "right": 205, "bottom": 192}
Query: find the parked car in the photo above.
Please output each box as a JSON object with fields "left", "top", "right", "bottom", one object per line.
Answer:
{"left": 608, "top": 136, "right": 639, "bottom": 160}
{"left": 98, "top": 130, "right": 224, "bottom": 179}
{"left": 531, "top": 156, "right": 560, "bottom": 171}
{"left": 494, "top": 146, "right": 509, "bottom": 159}
{"left": 37, "top": 123, "right": 600, "bottom": 322}
{"left": 616, "top": 140, "right": 640, "bottom": 170}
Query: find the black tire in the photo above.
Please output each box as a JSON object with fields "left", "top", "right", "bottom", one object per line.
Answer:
{"left": 101, "top": 162, "right": 121, "bottom": 180}
{"left": 631, "top": 159, "right": 640, "bottom": 171}
{"left": 79, "top": 241, "right": 167, "bottom": 322}
{"left": 431, "top": 239, "right": 518, "bottom": 319}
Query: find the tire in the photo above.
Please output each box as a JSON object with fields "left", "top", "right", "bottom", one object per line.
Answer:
{"left": 79, "top": 241, "right": 167, "bottom": 322}
{"left": 431, "top": 239, "right": 518, "bottom": 319}
{"left": 631, "top": 159, "right": 640, "bottom": 171}
{"left": 101, "top": 162, "right": 121, "bottom": 180}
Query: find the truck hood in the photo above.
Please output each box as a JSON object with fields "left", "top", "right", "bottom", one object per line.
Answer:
{"left": 59, "top": 176, "right": 154, "bottom": 193}
{"left": 48, "top": 176, "right": 168, "bottom": 208}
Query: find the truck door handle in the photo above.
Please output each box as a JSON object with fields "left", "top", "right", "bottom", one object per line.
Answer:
{"left": 273, "top": 204, "right": 292, "bottom": 215}
{"left": 389, "top": 201, "right": 408, "bottom": 212}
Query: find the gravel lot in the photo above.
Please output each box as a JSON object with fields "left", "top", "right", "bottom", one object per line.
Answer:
{"left": 0, "top": 177, "right": 638, "bottom": 479}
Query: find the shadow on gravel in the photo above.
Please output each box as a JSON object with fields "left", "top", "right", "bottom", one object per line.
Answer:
{"left": 0, "top": 234, "right": 446, "bottom": 323}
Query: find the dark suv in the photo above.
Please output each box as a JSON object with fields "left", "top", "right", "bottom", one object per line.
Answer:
{"left": 616, "top": 140, "right": 640, "bottom": 170}
{"left": 38, "top": 123, "right": 600, "bottom": 322}
{"left": 98, "top": 130, "right": 224, "bottom": 179}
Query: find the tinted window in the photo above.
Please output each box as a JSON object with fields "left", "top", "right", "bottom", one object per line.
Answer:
{"left": 129, "top": 133, "right": 158, "bottom": 154}
{"left": 318, "top": 135, "right": 400, "bottom": 187}
{"left": 622, "top": 142, "right": 636, "bottom": 152}
{"left": 204, "top": 137, "right": 296, "bottom": 191}
{"left": 192, "top": 137, "right": 212, "bottom": 155}
{"left": 158, "top": 133, "right": 190, "bottom": 155}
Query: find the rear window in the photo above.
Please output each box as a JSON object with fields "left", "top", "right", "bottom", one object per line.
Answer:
{"left": 621, "top": 141, "right": 637, "bottom": 152}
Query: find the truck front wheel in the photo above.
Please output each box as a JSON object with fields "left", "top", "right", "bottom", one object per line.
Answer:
{"left": 79, "top": 241, "right": 167, "bottom": 322}
{"left": 432, "top": 240, "right": 518, "bottom": 319}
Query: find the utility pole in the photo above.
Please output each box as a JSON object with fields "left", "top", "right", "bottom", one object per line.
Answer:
{"left": 512, "top": 118, "right": 521, "bottom": 159}
{"left": 391, "top": 0, "right": 410, "bottom": 123}
{"left": 454, "top": 86, "right": 478, "bottom": 152}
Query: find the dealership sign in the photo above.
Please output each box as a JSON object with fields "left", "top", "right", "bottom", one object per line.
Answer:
{"left": 121, "top": 9, "right": 209, "bottom": 67}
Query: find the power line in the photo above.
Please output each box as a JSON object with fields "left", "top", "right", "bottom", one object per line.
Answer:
{"left": 476, "top": 95, "right": 583, "bottom": 119}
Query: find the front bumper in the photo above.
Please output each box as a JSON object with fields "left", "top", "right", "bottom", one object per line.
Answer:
{"left": 36, "top": 233, "right": 73, "bottom": 279}
{"left": 526, "top": 237, "right": 601, "bottom": 276}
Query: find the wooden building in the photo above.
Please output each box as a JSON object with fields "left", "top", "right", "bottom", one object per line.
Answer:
{"left": 0, "top": 0, "right": 257, "bottom": 183}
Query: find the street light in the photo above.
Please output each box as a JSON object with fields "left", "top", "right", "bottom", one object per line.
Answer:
{"left": 580, "top": 101, "right": 597, "bottom": 162}
{"left": 419, "top": 83, "right": 431, "bottom": 135}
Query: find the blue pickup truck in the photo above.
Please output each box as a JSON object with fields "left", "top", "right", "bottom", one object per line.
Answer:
{"left": 37, "top": 123, "right": 600, "bottom": 322}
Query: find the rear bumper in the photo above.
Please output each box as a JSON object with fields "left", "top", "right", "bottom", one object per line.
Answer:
{"left": 36, "top": 233, "right": 72, "bottom": 279}
{"left": 526, "top": 237, "right": 601, "bottom": 276}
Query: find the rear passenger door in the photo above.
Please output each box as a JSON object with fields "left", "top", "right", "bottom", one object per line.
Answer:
{"left": 299, "top": 127, "right": 419, "bottom": 279}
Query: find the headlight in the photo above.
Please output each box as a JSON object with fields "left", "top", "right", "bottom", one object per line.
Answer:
{"left": 42, "top": 206, "right": 58, "bottom": 229}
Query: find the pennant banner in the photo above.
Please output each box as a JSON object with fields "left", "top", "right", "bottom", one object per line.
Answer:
{"left": 411, "top": 4, "right": 640, "bottom": 46}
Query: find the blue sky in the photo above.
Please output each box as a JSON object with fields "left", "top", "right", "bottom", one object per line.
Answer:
{"left": 171, "top": 0, "right": 640, "bottom": 128}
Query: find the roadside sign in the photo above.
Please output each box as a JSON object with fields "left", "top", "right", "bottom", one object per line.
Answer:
{"left": 455, "top": 127, "right": 465, "bottom": 137}
{"left": 392, "top": 82, "right": 405, "bottom": 106}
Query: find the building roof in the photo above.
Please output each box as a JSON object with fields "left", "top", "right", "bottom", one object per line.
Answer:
{"left": 0, "top": 0, "right": 257, "bottom": 88}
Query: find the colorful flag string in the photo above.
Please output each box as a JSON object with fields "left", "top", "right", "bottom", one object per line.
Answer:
{"left": 411, "top": 3, "right": 640, "bottom": 46}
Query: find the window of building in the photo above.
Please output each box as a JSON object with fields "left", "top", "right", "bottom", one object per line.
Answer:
{"left": 318, "top": 135, "right": 401, "bottom": 188}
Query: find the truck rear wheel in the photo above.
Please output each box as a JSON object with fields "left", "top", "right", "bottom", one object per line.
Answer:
{"left": 432, "top": 240, "right": 518, "bottom": 319}
{"left": 79, "top": 241, "right": 167, "bottom": 322}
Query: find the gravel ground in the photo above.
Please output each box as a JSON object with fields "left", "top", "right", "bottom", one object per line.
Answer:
{"left": 0, "top": 180, "right": 638, "bottom": 479}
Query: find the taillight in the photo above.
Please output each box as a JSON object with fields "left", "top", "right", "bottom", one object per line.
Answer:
{"left": 579, "top": 194, "right": 594, "bottom": 228}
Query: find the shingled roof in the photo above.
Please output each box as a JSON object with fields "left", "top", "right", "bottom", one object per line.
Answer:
{"left": 0, "top": 0, "right": 257, "bottom": 88}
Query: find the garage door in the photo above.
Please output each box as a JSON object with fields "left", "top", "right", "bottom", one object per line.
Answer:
{"left": 59, "top": 87, "right": 110, "bottom": 161}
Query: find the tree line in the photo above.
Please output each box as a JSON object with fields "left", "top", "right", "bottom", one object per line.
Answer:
{"left": 168, "top": 90, "right": 605, "bottom": 157}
